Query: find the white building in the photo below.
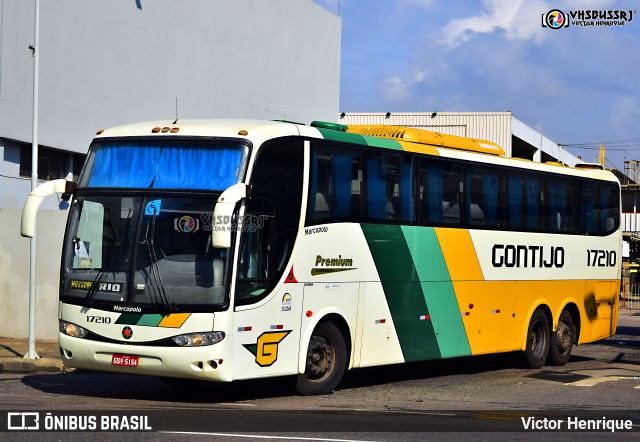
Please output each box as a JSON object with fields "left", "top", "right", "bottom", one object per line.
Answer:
{"left": 0, "top": 0, "right": 340, "bottom": 339}
{"left": 339, "top": 112, "right": 582, "bottom": 166}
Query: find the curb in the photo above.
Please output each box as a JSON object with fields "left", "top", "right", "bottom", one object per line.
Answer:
{"left": 0, "top": 357, "right": 69, "bottom": 373}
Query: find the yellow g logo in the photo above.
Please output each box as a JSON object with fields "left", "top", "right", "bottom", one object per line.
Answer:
{"left": 243, "top": 330, "right": 291, "bottom": 367}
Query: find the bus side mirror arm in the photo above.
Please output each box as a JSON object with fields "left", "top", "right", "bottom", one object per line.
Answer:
{"left": 21, "top": 179, "right": 76, "bottom": 238}
{"left": 212, "top": 183, "right": 250, "bottom": 248}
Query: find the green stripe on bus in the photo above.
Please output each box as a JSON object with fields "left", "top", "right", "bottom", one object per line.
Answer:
{"left": 115, "top": 313, "right": 143, "bottom": 325}
{"left": 316, "top": 128, "right": 368, "bottom": 145}
{"left": 136, "top": 314, "right": 164, "bottom": 327}
{"left": 362, "top": 136, "right": 402, "bottom": 150}
{"left": 400, "top": 226, "right": 472, "bottom": 358}
{"left": 361, "top": 224, "right": 441, "bottom": 361}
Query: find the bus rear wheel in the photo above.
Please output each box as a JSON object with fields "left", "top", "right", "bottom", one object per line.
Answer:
{"left": 296, "top": 321, "right": 347, "bottom": 395}
{"left": 548, "top": 310, "right": 575, "bottom": 366}
{"left": 522, "top": 309, "right": 550, "bottom": 369}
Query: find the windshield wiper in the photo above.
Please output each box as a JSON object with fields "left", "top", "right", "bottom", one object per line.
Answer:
{"left": 84, "top": 269, "right": 108, "bottom": 307}
{"left": 142, "top": 208, "right": 176, "bottom": 312}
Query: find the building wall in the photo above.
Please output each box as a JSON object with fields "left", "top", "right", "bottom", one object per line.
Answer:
{"left": 0, "top": 210, "right": 66, "bottom": 339}
{"left": 340, "top": 112, "right": 513, "bottom": 157}
{"left": 1, "top": 0, "right": 341, "bottom": 153}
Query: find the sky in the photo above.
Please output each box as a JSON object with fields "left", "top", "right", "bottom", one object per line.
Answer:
{"left": 313, "top": 0, "right": 640, "bottom": 172}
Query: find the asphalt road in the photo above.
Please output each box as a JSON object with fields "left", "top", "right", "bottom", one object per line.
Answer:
{"left": 0, "top": 314, "right": 638, "bottom": 440}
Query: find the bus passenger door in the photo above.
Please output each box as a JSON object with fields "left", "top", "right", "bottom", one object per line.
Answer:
{"left": 230, "top": 207, "right": 303, "bottom": 381}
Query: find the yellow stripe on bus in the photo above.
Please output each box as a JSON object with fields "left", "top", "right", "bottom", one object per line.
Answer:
{"left": 435, "top": 228, "right": 484, "bottom": 281}
{"left": 158, "top": 313, "right": 191, "bottom": 328}
{"left": 397, "top": 140, "right": 440, "bottom": 156}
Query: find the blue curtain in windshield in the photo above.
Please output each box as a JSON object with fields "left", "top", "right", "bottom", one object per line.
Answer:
{"left": 155, "top": 146, "right": 242, "bottom": 190}
{"left": 88, "top": 144, "right": 162, "bottom": 187}
{"left": 332, "top": 155, "right": 352, "bottom": 218}
{"left": 86, "top": 143, "right": 244, "bottom": 190}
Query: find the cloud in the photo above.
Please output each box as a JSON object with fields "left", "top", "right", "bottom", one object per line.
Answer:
{"left": 382, "top": 70, "right": 426, "bottom": 101}
{"left": 440, "top": 0, "right": 549, "bottom": 47}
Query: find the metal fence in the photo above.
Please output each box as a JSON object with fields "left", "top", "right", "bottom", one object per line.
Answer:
{"left": 621, "top": 283, "right": 640, "bottom": 310}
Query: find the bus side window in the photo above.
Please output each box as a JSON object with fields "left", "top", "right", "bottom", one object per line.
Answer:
{"left": 582, "top": 183, "right": 597, "bottom": 235}
{"left": 546, "top": 178, "right": 577, "bottom": 233}
{"left": 508, "top": 175, "right": 524, "bottom": 229}
{"left": 237, "top": 137, "right": 303, "bottom": 305}
{"left": 419, "top": 159, "right": 443, "bottom": 224}
{"left": 307, "top": 143, "right": 363, "bottom": 223}
{"left": 441, "top": 163, "right": 464, "bottom": 225}
{"left": 600, "top": 183, "right": 620, "bottom": 235}
{"left": 524, "top": 177, "right": 542, "bottom": 230}
{"left": 236, "top": 213, "right": 274, "bottom": 299}
{"left": 467, "top": 166, "right": 505, "bottom": 227}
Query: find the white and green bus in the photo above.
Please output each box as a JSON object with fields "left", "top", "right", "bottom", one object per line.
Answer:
{"left": 22, "top": 119, "right": 621, "bottom": 395}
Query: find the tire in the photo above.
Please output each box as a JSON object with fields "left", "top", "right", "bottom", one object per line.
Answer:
{"left": 547, "top": 310, "right": 575, "bottom": 366}
{"left": 522, "top": 309, "right": 550, "bottom": 369}
{"left": 296, "top": 321, "right": 347, "bottom": 395}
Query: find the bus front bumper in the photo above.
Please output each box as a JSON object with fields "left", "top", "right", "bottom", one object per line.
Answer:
{"left": 59, "top": 333, "right": 233, "bottom": 382}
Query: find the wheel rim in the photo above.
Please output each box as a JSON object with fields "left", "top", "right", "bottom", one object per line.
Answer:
{"left": 530, "top": 319, "right": 545, "bottom": 359}
{"left": 305, "top": 335, "right": 334, "bottom": 381}
{"left": 556, "top": 321, "right": 571, "bottom": 354}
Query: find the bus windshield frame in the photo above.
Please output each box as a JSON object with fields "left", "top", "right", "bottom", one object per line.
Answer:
{"left": 60, "top": 190, "right": 237, "bottom": 313}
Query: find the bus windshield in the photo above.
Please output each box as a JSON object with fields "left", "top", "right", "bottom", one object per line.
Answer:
{"left": 61, "top": 194, "right": 229, "bottom": 309}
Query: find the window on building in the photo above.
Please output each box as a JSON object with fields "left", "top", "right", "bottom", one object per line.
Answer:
{"left": 20, "top": 145, "right": 85, "bottom": 181}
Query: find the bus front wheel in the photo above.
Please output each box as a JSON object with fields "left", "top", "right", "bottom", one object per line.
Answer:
{"left": 522, "top": 309, "right": 550, "bottom": 369}
{"left": 548, "top": 310, "right": 575, "bottom": 366}
{"left": 296, "top": 321, "right": 347, "bottom": 395}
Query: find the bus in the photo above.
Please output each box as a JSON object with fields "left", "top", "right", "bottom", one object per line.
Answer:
{"left": 21, "top": 119, "right": 621, "bottom": 395}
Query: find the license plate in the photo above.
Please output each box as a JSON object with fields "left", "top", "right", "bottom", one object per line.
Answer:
{"left": 111, "top": 354, "right": 139, "bottom": 367}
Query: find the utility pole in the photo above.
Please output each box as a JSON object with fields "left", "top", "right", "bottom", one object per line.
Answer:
{"left": 25, "top": 0, "right": 41, "bottom": 360}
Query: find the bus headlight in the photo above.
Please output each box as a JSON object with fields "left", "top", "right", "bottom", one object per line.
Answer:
{"left": 60, "top": 320, "right": 89, "bottom": 338}
{"left": 172, "top": 331, "right": 225, "bottom": 347}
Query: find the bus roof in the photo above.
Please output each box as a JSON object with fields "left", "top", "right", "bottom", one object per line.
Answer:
{"left": 91, "top": 119, "right": 618, "bottom": 183}
{"left": 346, "top": 124, "right": 505, "bottom": 156}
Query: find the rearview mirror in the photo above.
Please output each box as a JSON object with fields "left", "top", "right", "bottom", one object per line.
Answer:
{"left": 212, "top": 183, "right": 249, "bottom": 248}
{"left": 21, "top": 179, "right": 76, "bottom": 237}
